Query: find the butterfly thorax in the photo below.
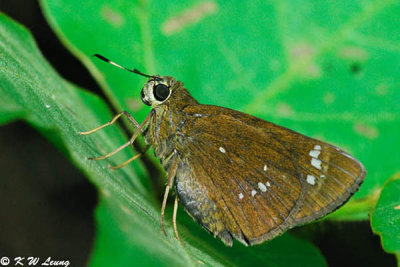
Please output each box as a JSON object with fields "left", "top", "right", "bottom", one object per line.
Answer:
{"left": 145, "top": 85, "right": 198, "bottom": 162}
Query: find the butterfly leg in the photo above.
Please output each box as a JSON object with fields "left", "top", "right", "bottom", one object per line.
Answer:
{"left": 88, "top": 141, "right": 130, "bottom": 160}
{"left": 86, "top": 112, "right": 153, "bottom": 161}
{"left": 78, "top": 111, "right": 140, "bottom": 135}
{"left": 110, "top": 144, "right": 150, "bottom": 169}
{"left": 172, "top": 194, "right": 181, "bottom": 242}
{"left": 161, "top": 152, "right": 179, "bottom": 236}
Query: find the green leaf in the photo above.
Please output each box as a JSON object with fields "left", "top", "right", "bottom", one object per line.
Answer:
{"left": 0, "top": 12, "right": 151, "bottom": 196}
{"left": 0, "top": 13, "right": 327, "bottom": 267}
{"left": 371, "top": 174, "right": 400, "bottom": 262}
{"left": 91, "top": 198, "right": 327, "bottom": 267}
{"left": 39, "top": 0, "right": 400, "bottom": 220}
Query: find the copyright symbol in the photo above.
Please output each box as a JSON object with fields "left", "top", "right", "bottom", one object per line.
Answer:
{"left": 0, "top": 257, "right": 10, "bottom": 265}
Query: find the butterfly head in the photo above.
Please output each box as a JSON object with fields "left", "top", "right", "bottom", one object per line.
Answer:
{"left": 141, "top": 76, "right": 178, "bottom": 107}
{"left": 92, "top": 54, "right": 185, "bottom": 107}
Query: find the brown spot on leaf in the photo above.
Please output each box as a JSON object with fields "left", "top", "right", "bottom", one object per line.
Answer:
{"left": 290, "top": 43, "right": 321, "bottom": 78}
{"left": 126, "top": 98, "right": 143, "bottom": 112}
{"left": 276, "top": 102, "right": 293, "bottom": 116}
{"left": 101, "top": 189, "right": 110, "bottom": 198}
{"left": 120, "top": 205, "right": 132, "bottom": 214}
{"left": 101, "top": 6, "right": 125, "bottom": 27}
{"left": 162, "top": 1, "right": 219, "bottom": 36}
{"left": 323, "top": 92, "right": 335, "bottom": 105}
{"left": 394, "top": 204, "right": 400, "bottom": 210}
{"left": 354, "top": 123, "right": 379, "bottom": 139}
{"left": 338, "top": 46, "right": 369, "bottom": 61}
{"left": 291, "top": 43, "right": 314, "bottom": 58}
{"left": 375, "top": 83, "right": 388, "bottom": 96}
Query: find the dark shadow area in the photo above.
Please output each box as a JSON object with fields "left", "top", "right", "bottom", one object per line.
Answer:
{"left": 1, "top": 2, "right": 100, "bottom": 265}
{"left": 0, "top": 0, "right": 101, "bottom": 95}
{"left": 292, "top": 220, "right": 396, "bottom": 267}
{"left": 0, "top": 122, "right": 97, "bottom": 266}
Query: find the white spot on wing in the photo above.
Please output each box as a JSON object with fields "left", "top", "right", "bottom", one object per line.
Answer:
{"left": 306, "top": 175, "right": 316, "bottom": 185}
{"left": 314, "top": 145, "right": 321, "bottom": 150}
{"left": 238, "top": 193, "right": 244, "bottom": 200}
{"left": 219, "top": 147, "right": 226, "bottom": 153}
{"left": 311, "top": 158, "right": 322, "bottom": 170}
{"left": 263, "top": 165, "right": 267, "bottom": 171}
{"left": 309, "top": 149, "right": 321, "bottom": 158}
{"left": 258, "top": 182, "right": 267, "bottom": 192}
{"left": 251, "top": 190, "right": 257, "bottom": 197}
{"left": 266, "top": 181, "right": 271, "bottom": 187}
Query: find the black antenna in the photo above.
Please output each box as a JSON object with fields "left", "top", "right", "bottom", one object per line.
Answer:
{"left": 93, "top": 54, "right": 160, "bottom": 80}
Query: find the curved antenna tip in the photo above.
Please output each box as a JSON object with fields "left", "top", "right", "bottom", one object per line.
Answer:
{"left": 93, "top": 53, "right": 158, "bottom": 80}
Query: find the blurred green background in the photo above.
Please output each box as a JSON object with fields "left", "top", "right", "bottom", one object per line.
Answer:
{"left": 0, "top": 0, "right": 399, "bottom": 266}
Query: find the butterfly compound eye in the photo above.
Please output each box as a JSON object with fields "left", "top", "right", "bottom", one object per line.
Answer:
{"left": 154, "top": 84, "right": 170, "bottom": 101}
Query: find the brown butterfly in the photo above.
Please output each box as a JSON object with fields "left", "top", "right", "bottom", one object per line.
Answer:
{"left": 80, "top": 54, "right": 366, "bottom": 246}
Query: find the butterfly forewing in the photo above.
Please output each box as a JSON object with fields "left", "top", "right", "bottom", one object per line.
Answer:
{"left": 178, "top": 105, "right": 365, "bottom": 245}
{"left": 187, "top": 132, "right": 302, "bottom": 244}
{"left": 287, "top": 138, "right": 365, "bottom": 223}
